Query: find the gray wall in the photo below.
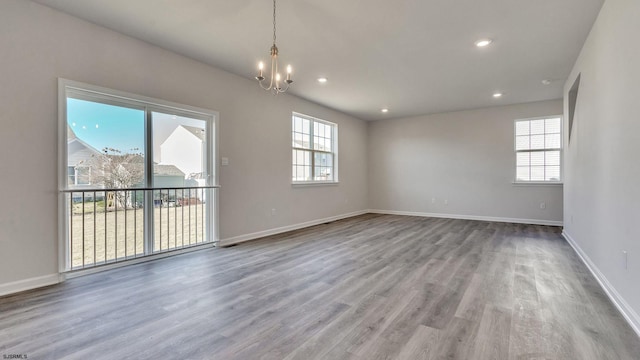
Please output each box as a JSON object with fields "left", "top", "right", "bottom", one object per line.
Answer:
{"left": 563, "top": 0, "right": 640, "bottom": 332}
{"left": 0, "top": 0, "right": 368, "bottom": 288}
{"left": 368, "top": 101, "right": 564, "bottom": 224}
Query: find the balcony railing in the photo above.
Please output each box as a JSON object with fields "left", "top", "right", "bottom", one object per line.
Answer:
{"left": 61, "top": 186, "right": 218, "bottom": 270}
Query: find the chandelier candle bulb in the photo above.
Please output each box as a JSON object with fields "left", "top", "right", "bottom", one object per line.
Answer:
{"left": 287, "top": 65, "right": 292, "bottom": 81}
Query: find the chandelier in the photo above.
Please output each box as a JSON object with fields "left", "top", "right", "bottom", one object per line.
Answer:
{"left": 255, "top": 0, "right": 293, "bottom": 94}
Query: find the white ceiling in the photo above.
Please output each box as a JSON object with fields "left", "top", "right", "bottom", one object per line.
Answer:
{"left": 33, "top": 0, "right": 603, "bottom": 121}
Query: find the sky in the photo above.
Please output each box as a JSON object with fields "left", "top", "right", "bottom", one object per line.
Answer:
{"left": 67, "top": 98, "right": 145, "bottom": 153}
{"left": 67, "top": 98, "right": 206, "bottom": 161}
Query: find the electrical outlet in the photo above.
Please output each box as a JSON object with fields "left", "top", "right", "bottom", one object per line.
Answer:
{"left": 271, "top": 208, "right": 276, "bottom": 216}
{"left": 540, "top": 202, "right": 546, "bottom": 209}
{"left": 623, "top": 251, "right": 628, "bottom": 270}
{"left": 221, "top": 157, "right": 229, "bottom": 166}
{"left": 444, "top": 199, "right": 448, "bottom": 205}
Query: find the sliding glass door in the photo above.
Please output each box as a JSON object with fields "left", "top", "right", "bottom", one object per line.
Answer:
{"left": 61, "top": 80, "right": 217, "bottom": 271}
{"left": 151, "top": 111, "right": 211, "bottom": 252}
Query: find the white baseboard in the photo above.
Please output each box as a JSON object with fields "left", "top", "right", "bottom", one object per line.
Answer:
{"left": 563, "top": 231, "right": 640, "bottom": 338}
{"left": 219, "top": 210, "right": 369, "bottom": 247}
{"left": 368, "top": 209, "right": 563, "bottom": 226}
{"left": 0, "top": 273, "right": 61, "bottom": 297}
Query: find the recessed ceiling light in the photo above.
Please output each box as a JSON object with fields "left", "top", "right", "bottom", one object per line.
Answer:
{"left": 381, "top": 108, "right": 389, "bottom": 113}
{"left": 317, "top": 77, "right": 328, "bottom": 83}
{"left": 493, "top": 92, "right": 503, "bottom": 98}
{"left": 475, "top": 39, "right": 493, "bottom": 47}
{"left": 541, "top": 79, "right": 552, "bottom": 85}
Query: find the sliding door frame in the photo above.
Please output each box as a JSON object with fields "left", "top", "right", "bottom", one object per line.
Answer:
{"left": 57, "top": 78, "right": 219, "bottom": 275}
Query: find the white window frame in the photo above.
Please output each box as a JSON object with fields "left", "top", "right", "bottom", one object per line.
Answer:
{"left": 57, "top": 78, "right": 220, "bottom": 274}
{"left": 513, "top": 115, "right": 563, "bottom": 185}
{"left": 291, "top": 112, "right": 338, "bottom": 185}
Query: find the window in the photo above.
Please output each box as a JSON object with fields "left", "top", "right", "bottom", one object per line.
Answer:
{"left": 514, "top": 116, "right": 562, "bottom": 182}
{"left": 60, "top": 79, "right": 218, "bottom": 271}
{"left": 68, "top": 166, "right": 91, "bottom": 185}
{"left": 292, "top": 113, "right": 337, "bottom": 183}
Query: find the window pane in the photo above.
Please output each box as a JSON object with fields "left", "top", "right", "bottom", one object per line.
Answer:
{"left": 531, "top": 166, "right": 544, "bottom": 181}
{"left": 293, "top": 132, "right": 306, "bottom": 148}
{"left": 545, "top": 134, "right": 561, "bottom": 149}
{"left": 152, "top": 112, "right": 207, "bottom": 188}
{"left": 516, "top": 152, "right": 530, "bottom": 166}
{"left": 515, "top": 136, "right": 530, "bottom": 150}
{"left": 293, "top": 149, "right": 311, "bottom": 181}
{"left": 293, "top": 149, "right": 311, "bottom": 166}
{"left": 516, "top": 167, "right": 530, "bottom": 181}
{"left": 313, "top": 135, "right": 322, "bottom": 150}
{"left": 294, "top": 133, "right": 310, "bottom": 149}
{"left": 315, "top": 167, "right": 333, "bottom": 181}
{"left": 545, "top": 166, "right": 560, "bottom": 181}
{"left": 545, "top": 118, "right": 561, "bottom": 133}
{"left": 295, "top": 165, "right": 311, "bottom": 181}
{"left": 312, "top": 122, "right": 333, "bottom": 152}
{"left": 293, "top": 116, "right": 302, "bottom": 133}
{"left": 515, "top": 121, "right": 529, "bottom": 136}
{"left": 530, "top": 120, "right": 545, "bottom": 135}
{"left": 530, "top": 152, "right": 544, "bottom": 166}
{"left": 314, "top": 152, "right": 330, "bottom": 166}
{"left": 77, "top": 167, "right": 91, "bottom": 185}
{"left": 530, "top": 135, "right": 544, "bottom": 149}
{"left": 302, "top": 119, "right": 310, "bottom": 134}
{"left": 68, "top": 166, "right": 76, "bottom": 185}
{"left": 314, "top": 152, "right": 333, "bottom": 181}
{"left": 325, "top": 125, "right": 333, "bottom": 141}
{"left": 304, "top": 165, "right": 311, "bottom": 180}
{"left": 66, "top": 97, "right": 145, "bottom": 189}
{"left": 545, "top": 151, "right": 561, "bottom": 166}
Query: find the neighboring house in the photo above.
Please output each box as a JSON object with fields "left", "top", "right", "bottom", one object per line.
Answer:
{"left": 67, "top": 126, "right": 102, "bottom": 189}
{"left": 151, "top": 164, "right": 186, "bottom": 207}
{"left": 68, "top": 125, "right": 186, "bottom": 187}
{"left": 160, "top": 125, "right": 206, "bottom": 186}
{"left": 152, "top": 164, "right": 185, "bottom": 188}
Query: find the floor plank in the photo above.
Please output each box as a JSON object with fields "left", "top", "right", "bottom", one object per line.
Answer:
{"left": 1, "top": 214, "right": 639, "bottom": 359}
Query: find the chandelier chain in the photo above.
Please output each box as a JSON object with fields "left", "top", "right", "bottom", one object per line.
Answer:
{"left": 272, "top": 0, "right": 277, "bottom": 45}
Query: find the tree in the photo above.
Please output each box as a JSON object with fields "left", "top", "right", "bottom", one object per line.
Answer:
{"left": 90, "top": 147, "right": 144, "bottom": 209}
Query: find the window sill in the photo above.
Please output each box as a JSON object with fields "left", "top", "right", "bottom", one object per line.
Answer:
{"left": 292, "top": 181, "right": 339, "bottom": 187}
{"left": 512, "top": 181, "right": 563, "bottom": 186}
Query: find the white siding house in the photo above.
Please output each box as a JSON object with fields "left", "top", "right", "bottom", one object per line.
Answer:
{"left": 67, "top": 126, "right": 102, "bottom": 188}
{"left": 160, "top": 125, "right": 205, "bottom": 186}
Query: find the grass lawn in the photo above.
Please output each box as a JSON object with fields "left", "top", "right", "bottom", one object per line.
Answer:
{"left": 69, "top": 204, "right": 209, "bottom": 268}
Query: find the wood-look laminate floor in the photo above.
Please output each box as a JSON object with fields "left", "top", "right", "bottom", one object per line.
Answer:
{"left": 1, "top": 214, "right": 639, "bottom": 359}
